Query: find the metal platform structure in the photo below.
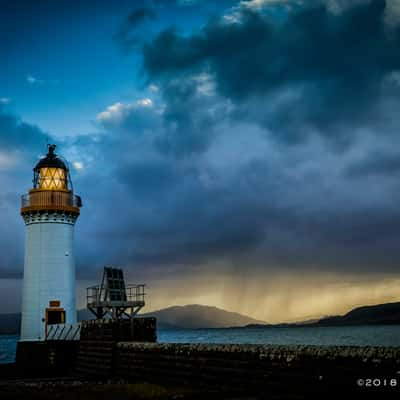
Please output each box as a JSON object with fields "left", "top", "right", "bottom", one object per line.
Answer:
{"left": 87, "top": 267, "right": 145, "bottom": 319}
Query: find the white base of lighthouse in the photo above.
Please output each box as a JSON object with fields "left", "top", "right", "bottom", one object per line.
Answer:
{"left": 20, "top": 212, "right": 78, "bottom": 341}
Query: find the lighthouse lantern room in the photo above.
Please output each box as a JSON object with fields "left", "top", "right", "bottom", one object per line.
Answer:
{"left": 20, "top": 145, "right": 82, "bottom": 341}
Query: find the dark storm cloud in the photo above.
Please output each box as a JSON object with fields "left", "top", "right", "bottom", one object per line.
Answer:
{"left": 347, "top": 151, "right": 400, "bottom": 177}
{"left": 74, "top": 97, "right": 400, "bottom": 274}
{"left": 0, "top": 105, "right": 48, "bottom": 151}
{"left": 113, "top": 7, "right": 157, "bottom": 51}
{"left": 86, "top": 0, "right": 400, "bottom": 275}
{"left": 117, "top": 159, "right": 179, "bottom": 199}
{"left": 153, "top": 78, "right": 230, "bottom": 156}
{"left": 142, "top": 0, "right": 400, "bottom": 146}
{"left": 125, "top": 8, "right": 156, "bottom": 25}
{"left": 74, "top": 132, "right": 400, "bottom": 275}
{"left": 77, "top": 157, "right": 272, "bottom": 267}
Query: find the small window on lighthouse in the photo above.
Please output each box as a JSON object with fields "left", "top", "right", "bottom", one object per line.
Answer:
{"left": 39, "top": 167, "right": 67, "bottom": 190}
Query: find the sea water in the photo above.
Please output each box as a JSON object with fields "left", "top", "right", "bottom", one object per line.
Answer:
{"left": 0, "top": 334, "right": 18, "bottom": 364}
{"left": 2, "top": 325, "right": 400, "bottom": 364}
{"left": 158, "top": 325, "right": 400, "bottom": 346}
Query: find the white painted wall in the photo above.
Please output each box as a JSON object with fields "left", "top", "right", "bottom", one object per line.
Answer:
{"left": 20, "top": 218, "right": 76, "bottom": 341}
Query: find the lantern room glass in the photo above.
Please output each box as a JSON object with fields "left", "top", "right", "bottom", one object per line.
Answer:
{"left": 38, "top": 167, "right": 67, "bottom": 190}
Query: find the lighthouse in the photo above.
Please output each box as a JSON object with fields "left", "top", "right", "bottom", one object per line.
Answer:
{"left": 20, "top": 145, "right": 82, "bottom": 341}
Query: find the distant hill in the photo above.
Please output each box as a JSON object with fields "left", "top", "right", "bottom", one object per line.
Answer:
{"left": 244, "top": 303, "right": 400, "bottom": 328}
{"left": 141, "top": 304, "right": 267, "bottom": 329}
{"left": 316, "top": 302, "right": 400, "bottom": 326}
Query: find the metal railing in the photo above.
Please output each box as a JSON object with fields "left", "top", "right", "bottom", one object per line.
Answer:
{"left": 87, "top": 284, "right": 146, "bottom": 307}
{"left": 46, "top": 323, "right": 81, "bottom": 341}
{"left": 21, "top": 191, "right": 82, "bottom": 209}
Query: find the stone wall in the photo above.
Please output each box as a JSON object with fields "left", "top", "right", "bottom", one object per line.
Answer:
{"left": 113, "top": 343, "right": 400, "bottom": 395}
{"left": 75, "top": 318, "right": 157, "bottom": 377}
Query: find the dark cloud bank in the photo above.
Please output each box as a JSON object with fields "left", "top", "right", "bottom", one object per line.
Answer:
{"left": 142, "top": 0, "right": 400, "bottom": 145}
{"left": 2, "top": 0, "right": 400, "bottom": 288}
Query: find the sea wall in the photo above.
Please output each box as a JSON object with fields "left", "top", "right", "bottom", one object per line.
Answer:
{"left": 76, "top": 318, "right": 157, "bottom": 376}
{"left": 112, "top": 343, "right": 400, "bottom": 395}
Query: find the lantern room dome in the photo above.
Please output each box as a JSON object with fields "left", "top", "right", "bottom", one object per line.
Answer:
{"left": 32, "top": 144, "right": 71, "bottom": 191}
{"left": 34, "top": 144, "right": 67, "bottom": 172}
{"left": 21, "top": 143, "right": 82, "bottom": 216}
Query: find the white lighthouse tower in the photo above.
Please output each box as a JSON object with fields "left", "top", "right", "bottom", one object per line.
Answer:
{"left": 20, "top": 144, "right": 82, "bottom": 341}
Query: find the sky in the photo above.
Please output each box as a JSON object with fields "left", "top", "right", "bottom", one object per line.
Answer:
{"left": 1, "top": 0, "right": 400, "bottom": 323}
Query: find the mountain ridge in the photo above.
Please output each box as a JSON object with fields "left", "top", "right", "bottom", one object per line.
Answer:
{"left": 141, "top": 304, "right": 267, "bottom": 329}
{"left": 315, "top": 301, "right": 400, "bottom": 326}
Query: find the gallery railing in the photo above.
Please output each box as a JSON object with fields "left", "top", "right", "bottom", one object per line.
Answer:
{"left": 21, "top": 190, "right": 82, "bottom": 211}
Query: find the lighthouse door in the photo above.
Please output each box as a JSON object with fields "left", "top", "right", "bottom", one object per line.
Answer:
{"left": 45, "top": 308, "right": 65, "bottom": 339}
{"left": 46, "top": 308, "right": 65, "bottom": 328}
{"left": 47, "top": 309, "right": 65, "bottom": 324}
